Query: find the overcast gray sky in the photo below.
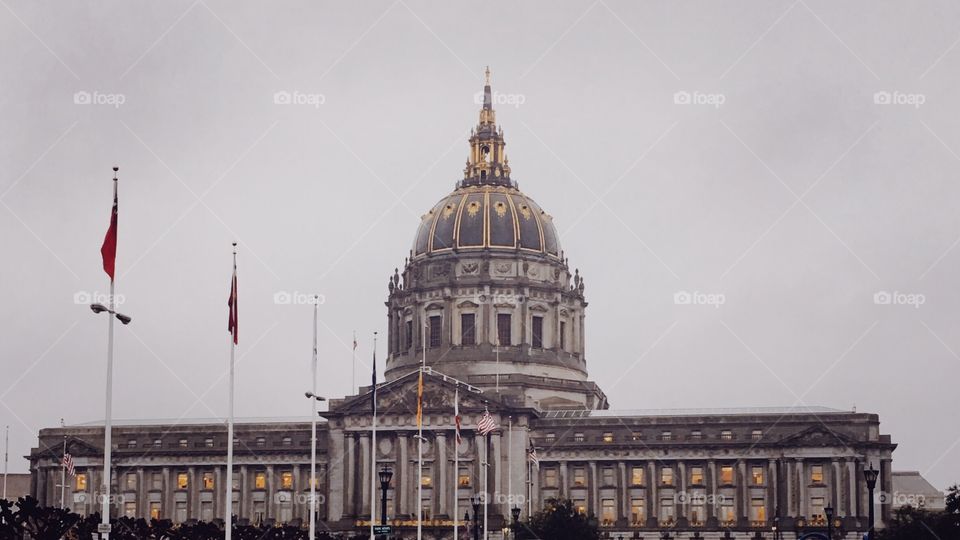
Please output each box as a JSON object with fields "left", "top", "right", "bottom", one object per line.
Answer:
{"left": 1, "top": 1, "right": 958, "bottom": 490}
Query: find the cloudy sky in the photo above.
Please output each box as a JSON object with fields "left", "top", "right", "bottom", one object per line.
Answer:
{"left": 1, "top": 1, "right": 958, "bottom": 490}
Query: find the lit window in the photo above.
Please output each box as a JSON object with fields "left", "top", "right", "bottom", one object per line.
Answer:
{"left": 420, "top": 502, "right": 431, "bottom": 521}
{"left": 281, "top": 471, "right": 294, "bottom": 489}
{"left": 574, "top": 499, "right": 587, "bottom": 515}
{"left": 202, "top": 472, "right": 214, "bottom": 490}
{"left": 751, "top": 429, "right": 763, "bottom": 441}
{"left": 690, "top": 430, "right": 702, "bottom": 440}
{"left": 124, "top": 501, "right": 136, "bottom": 518}
{"left": 127, "top": 439, "right": 137, "bottom": 448}
{"left": 75, "top": 473, "right": 87, "bottom": 491}
{"left": 750, "top": 498, "right": 767, "bottom": 524}
{"left": 752, "top": 466, "right": 764, "bottom": 485}
{"left": 429, "top": 316, "right": 442, "bottom": 348}
{"left": 811, "top": 465, "right": 824, "bottom": 483}
{"left": 178, "top": 439, "right": 188, "bottom": 448}
{"left": 630, "top": 498, "right": 645, "bottom": 525}
{"left": 720, "top": 430, "right": 733, "bottom": 440}
{"left": 149, "top": 502, "right": 161, "bottom": 520}
{"left": 689, "top": 496, "right": 706, "bottom": 525}
{"left": 631, "top": 466, "right": 644, "bottom": 485}
{"left": 458, "top": 467, "right": 471, "bottom": 487}
{"left": 601, "top": 499, "right": 615, "bottom": 526}
{"left": 497, "top": 313, "right": 511, "bottom": 346}
{"left": 573, "top": 467, "right": 586, "bottom": 486}
{"left": 659, "top": 497, "right": 675, "bottom": 524}
{"left": 460, "top": 313, "right": 476, "bottom": 346}
{"left": 660, "top": 467, "right": 673, "bottom": 486}
{"left": 690, "top": 467, "right": 704, "bottom": 485}
{"left": 176, "top": 473, "right": 188, "bottom": 489}
{"left": 602, "top": 432, "right": 614, "bottom": 443}
{"left": 720, "top": 501, "right": 735, "bottom": 524}
{"left": 810, "top": 497, "right": 825, "bottom": 523}
{"left": 153, "top": 439, "right": 162, "bottom": 448}
{"left": 720, "top": 466, "right": 734, "bottom": 485}
{"left": 281, "top": 437, "right": 292, "bottom": 447}
{"left": 531, "top": 316, "right": 544, "bottom": 348}
{"left": 421, "top": 468, "right": 432, "bottom": 487}
{"left": 573, "top": 433, "right": 585, "bottom": 443}
{"left": 254, "top": 472, "right": 266, "bottom": 489}
{"left": 256, "top": 437, "right": 266, "bottom": 447}
{"left": 601, "top": 467, "right": 615, "bottom": 486}
{"left": 544, "top": 468, "right": 558, "bottom": 488}
{"left": 631, "top": 431, "right": 643, "bottom": 441}
{"left": 204, "top": 438, "right": 214, "bottom": 448}
{"left": 660, "top": 431, "right": 672, "bottom": 441}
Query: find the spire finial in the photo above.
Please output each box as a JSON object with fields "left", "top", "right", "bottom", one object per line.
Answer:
{"left": 485, "top": 66, "right": 491, "bottom": 85}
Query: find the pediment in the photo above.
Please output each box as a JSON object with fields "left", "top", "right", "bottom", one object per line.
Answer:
{"left": 457, "top": 300, "right": 480, "bottom": 309}
{"left": 529, "top": 303, "right": 549, "bottom": 313}
{"left": 778, "top": 426, "right": 857, "bottom": 448}
{"left": 425, "top": 302, "right": 444, "bottom": 311}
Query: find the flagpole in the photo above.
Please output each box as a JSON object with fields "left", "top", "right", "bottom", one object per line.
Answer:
{"left": 352, "top": 330, "right": 357, "bottom": 395}
{"left": 61, "top": 431, "right": 67, "bottom": 508}
{"left": 309, "top": 296, "right": 319, "bottom": 540}
{"left": 526, "top": 441, "right": 532, "bottom": 518}
{"left": 507, "top": 416, "right": 512, "bottom": 520}
{"left": 453, "top": 385, "right": 459, "bottom": 540}
{"left": 100, "top": 168, "right": 118, "bottom": 540}
{"left": 418, "top": 319, "right": 426, "bottom": 540}
{"left": 225, "top": 243, "right": 237, "bottom": 540}
{"left": 370, "top": 332, "right": 377, "bottom": 540}
{"left": 483, "top": 433, "right": 489, "bottom": 540}
{"left": 4, "top": 424, "right": 10, "bottom": 501}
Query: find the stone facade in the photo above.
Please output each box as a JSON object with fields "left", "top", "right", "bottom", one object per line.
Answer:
{"left": 28, "top": 73, "right": 897, "bottom": 539}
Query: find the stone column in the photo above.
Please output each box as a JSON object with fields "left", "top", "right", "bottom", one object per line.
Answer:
{"left": 797, "top": 459, "right": 806, "bottom": 518}
{"left": 491, "top": 431, "right": 502, "bottom": 516}
{"left": 619, "top": 462, "right": 628, "bottom": 520}
{"left": 738, "top": 460, "right": 747, "bottom": 520}
{"left": 832, "top": 460, "right": 842, "bottom": 512}
{"left": 768, "top": 460, "right": 778, "bottom": 519}
{"left": 846, "top": 459, "right": 856, "bottom": 517}
{"left": 647, "top": 461, "right": 657, "bottom": 522}
{"left": 437, "top": 432, "right": 448, "bottom": 517}
{"left": 188, "top": 467, "right": 197, "bottom": 519}
{"left": 240, "top": 465, "right": 249, "bottom": 520}
{"left": 359, "top": 433, "right": 371, "bottom": 517}
{"left": 162, "top": 467, "right": 172, "bottom": 520}
{"left": 559, "top": 462, "right": 568, "bottom": 498}
{"left": 345, "top": 433, "right": 356, "bottom": 517}
{"left": 589, "top": 461, "right": 598, "bottom": 517}
{"left": 707, "top": 460, "right": 717, "bottom": 519}
{"left": 292, "top": 464, "right": 301, "bottom": 520}
{"left": 397, "top": 433, "right": 408, "bottom": 516}
{"left": 785, "top": 460, "right": 793, "bottom": 516}
{"left": 678, "top": 461, "right": 687, "bottom": 518}
{"left": 880, "top": 458, "right": 892, "bottom": 524}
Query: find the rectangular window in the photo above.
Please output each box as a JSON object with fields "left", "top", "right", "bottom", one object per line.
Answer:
{"left": 720, "top": 430, "right": 733, "bottom": 440}
{"left": 545, "top": 433, "right": 556, "bottom": 443}
{"left": 178, "top": 439, "right": 188, "bottom": 448}
{"left": 421, "top": 467, "right": 432, "bottom": 487}
{"left": 151, "top": 472, "right": 162, "bottom": 490}
{"left": 204, "top": 438, "right": 214, "bottom": 448}
{"left": 811, "top": 465, "right": 824, "bottom": 483}
{"left": 232, "top": 472, "right": 240, "bottom": 490}
{"left": 420, "top": 502, "right": 431, "bottom": 521}
{"left": 720, "top": 501, "right": 735, "bottom": 524}
{"left": 460, "top": 313, "right": 476, "bottom": 346}
{"left": 752, "top": 466, "right": 764, "bottom": 485}
{"left": 660, "top": 431, "right": 672, "bottom": 441}
{"left": 544, "top": 468, "right": 558, "bottom": 488}
{"left": 281, "top": 471, "right": 294, "bottom": 489}
{"left": 751, "top": 429, "right": 763, "bottom": 440}
{"left": 458, "top": 467, "right": 471, "bottom": 487}
{"left": 153, "top": 439, "right": 162, "bottom": 448}
{"left": 631, "top": 466, "right": 644, "bottom": 485}
{"left": 750, "top": 498, "right": 767, "bottom": 524}
{"left": 560, "top": 321, "right": 567, "bottom": 350}
{"left": 175, "top": 501, "right": 187, "bottom": 523}
{"left": 149, "top": 502, "right": 161, "bottom": 520}
{"left": 573, "top": 467, "right": 586, "bottom": 486}
{"left": 690, "top": 497, "right": 706, "bottom": 525}
{"left": 574, "top": 499, "right": 587, "bottom": 515}
{"left": 690, "top": 430, "right": 702, "bottom": 440}
{"left": 720, "top": 465, "right": 734, "bottom": 485}
{"left": 176, "top": 473, "right": 188, "bottom": 490}
{"left": 429, "top": 316, "right": 442, "bottom": 348}
{"left": 75, "top": 473, "right": 87, "bottom": 491}
{"left": 601, "top": 467, "right": 615, "bottom": 486}
{"left": 255, "top": 437, "right": 266, "bottom": 447}
{"left": 405, "top": 320, "right": 413, "bottom": 349}
{"left": 125, "top": 473, "right": 137, "bottom": 490}
{"left": 630, "top": 498, "right": 645, "bottom": 525}
{"left": 127, "top": 439, "right": 137, "bottom": 448}
{"left": 810, "top": 497, "right": 825, "bottom": 523}
{"left": 690, "top": 466, "right": 704, "bottom": 485}
{"left": 202, "top": 472, "right": 214, "bottom": 490}
{"left": 660, "top": 498, "right": 675, "bottom": 524}
{"left": 122, "top": 501, "right": 136, "bottom": 518}
{"left": 497, "top": 313, "right": 511, "bottom": 346}
{"left": 602, "top": 432, "right": 614, "bottom": 443}
{"left": 661, "top": 467, "right": 673, "bottom": 486}
{"left": 573, "top": 433, "right": 585, "bottom": 443}
{"left": 601, "top": 499, "right": 616, "bottom": 526}
{"left": 202, "top": 500, "right": 215, "bottom": 522}
{"left": 631, "top": 431, "right": 643, "bottom": 441}
{"left": 531, "top": 316, "right": 544, "bottom": 348}
{"left": 281, "top": 437, "right": 292, "bottom": 447}
{"left": 254, "top": 472, "right": 266, "bottom": 490}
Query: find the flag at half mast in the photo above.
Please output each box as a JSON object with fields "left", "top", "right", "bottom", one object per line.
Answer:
{"left": 527, "top": 441, "right": 539, "bottom": 467}
{"left": 478, "top": 408, "right": 497, "bottom": 436}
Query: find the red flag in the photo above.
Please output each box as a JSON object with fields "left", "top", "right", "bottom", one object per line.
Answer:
{"left": 100, "top": 184, "right": 118, "bottom": 280}
{"left": 228, "top": 267, "right": 238, "bottom": 344}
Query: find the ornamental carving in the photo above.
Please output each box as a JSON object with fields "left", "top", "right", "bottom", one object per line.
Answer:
{"left": 461, "top": 262, "right": 479, "bottom": 274}
{"left": 495, "top": 262, "right": 512, "bottom": 274}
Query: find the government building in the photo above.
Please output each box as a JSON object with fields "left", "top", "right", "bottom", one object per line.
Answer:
{"left": 29, "top": 73, "right": 899, "bottom": 539}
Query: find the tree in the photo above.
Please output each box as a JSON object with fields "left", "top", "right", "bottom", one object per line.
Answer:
{"left": 520, "top": 498, "right": 599, "bottom": 540}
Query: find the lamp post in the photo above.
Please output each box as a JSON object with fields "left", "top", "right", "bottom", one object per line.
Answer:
{"left": 471, "top": 494, "right": 482, "bottom": 540}
{"left": 825, "top": 505, "right": 834, "bottom": 539}
{"left": 376, "top": 467, "right": 392, "bottom": 539}
{"left": 772, "top": 515, "right": 779, "bottom": 540}
{"left": 511, "top": 506, "right": 521, "bottom": 539}
{"left": 863, "top": 464, "right": 879, "bottom": 540}
{"left": 304, "top": 392, "right": 325, "bottom": 540}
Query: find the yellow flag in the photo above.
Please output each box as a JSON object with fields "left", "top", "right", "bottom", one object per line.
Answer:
{"left": 416, "top": 370, "right": 424, "bottom": 428}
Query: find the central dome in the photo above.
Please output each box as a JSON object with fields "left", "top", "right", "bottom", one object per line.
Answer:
{"left": 412, "top": 184, "right": 561, "bottom": 259}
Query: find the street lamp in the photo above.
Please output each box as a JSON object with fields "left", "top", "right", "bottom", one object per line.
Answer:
{"left": 863, "top": 464, "right": 879, "bottom": 540}
{"left": 825, "top": 505, "right": 834, "bottom": 539}
{"left": 772, "top": 515, "right": 780, "bottom": 540}
{"left": 90, "top": 303, "right": 132, "bottom": 325}
{"left": 471, "top": 494, "right": 482, "bottom": 540}
{"left": 377, "top": 467, "right": 392, "bottom": 539}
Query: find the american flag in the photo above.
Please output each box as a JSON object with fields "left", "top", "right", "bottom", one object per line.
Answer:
{"left": 477, "top": 409, "right": 497, "bottom": 436}
{"left": 527, "top": 441, "right": 539, "bottom": 468}
{"left": 62, "top": 453, "right": 76, "bottom": 477}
